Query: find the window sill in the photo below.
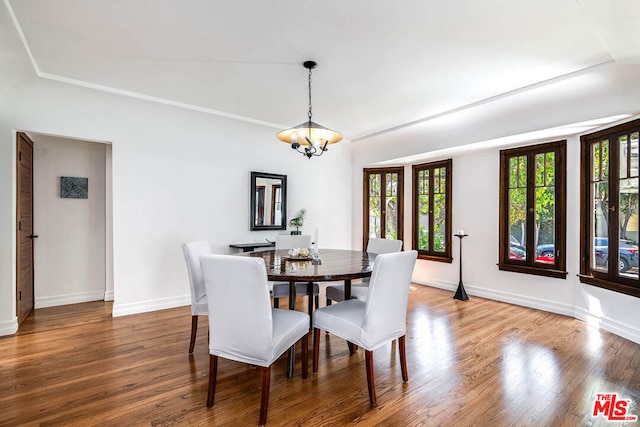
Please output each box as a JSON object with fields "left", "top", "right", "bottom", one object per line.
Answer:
{"left": 417, "top": 253, "right": 453, "bottom": 263}
{"left": 578, "top": 274, "right": 640, "bottom": 298}
{"left": 498, "top": 263, "right": 567, "bottom": 279}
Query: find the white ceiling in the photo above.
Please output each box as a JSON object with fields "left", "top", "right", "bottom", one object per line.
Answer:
{"left": 5, "top": 0, "right": 640, "bottom": 151}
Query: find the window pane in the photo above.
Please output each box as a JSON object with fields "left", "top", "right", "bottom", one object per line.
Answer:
{"left": 518, "top": 156, "right": 527, "bottom": 187}
{"left": 631, "top": 132, "right": 639, "bottom": 178}
{"left": 535, "top": 186, "right": 555, "bottom": 264}
{"left": 602, "top": 140, "right": 610, "bottom": 180}
{"left": 385, "top": 196, "right": 398, "bottom": 239}
{"left": 509, "top": 187, "right": 527, "bottom": 260}
{"left": 618, "top": 164, "right": 638, "bottom": 278}
{"left": 535, "top": 154, "right": 544, "bottom": 187}
{"left": 545, "top": 152, "right": 555, "bottom": 186}
{"left": 386, "top": 173, "right": 397, "bottom": 197}
{"left": 592, "top": 181, "right": 609, "bottom": 272}
{"left": 620, "top": 135, "right": 629, "bottom": 179}
{"left": 617, "top": 133, "right": 638, "bottom": 279}
{"left": 510, "top": 157, "right": 518, "bottom": 188}
{"left": 369, "top": 174, "right": 381, "bottom": 239}
{"left": 533, "top": 152, "right": 555, "bottom": 264}
{"left": 433, "top": 193, "right": 446, "bottom": 252}
{"left": 418, "top": 194, "right": 429, "bottom": 251}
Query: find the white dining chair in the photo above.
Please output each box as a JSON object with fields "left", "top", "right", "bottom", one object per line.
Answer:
{"left": 325, "top": 237, "right": 403, "bottom": 305}
{"left": 181, "top": 240, "right": 211, "bottom": 353}
{"left": 200, "top": 254, "right": 309, "bottom": 426}
{"left": 312, "top": 250, "right": 417, "bottom": 406}
{"left": 272, "top": 235, "right": 319, "bottom": 319}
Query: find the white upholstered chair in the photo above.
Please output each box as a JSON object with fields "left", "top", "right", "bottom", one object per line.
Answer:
{"left": 272, "top": 235, "right": 319, "bottom": 318}
{"left": 200, "top": 254, "right": 309, "bottom": 426}
{"left": 181, "top": 240, "right": 211, "bottom": 353}
{"left": 325, "top": 237, "right": 403, "bottom": 305}
{"left": 312, "top": 250, "right": 417, "bottom": 406}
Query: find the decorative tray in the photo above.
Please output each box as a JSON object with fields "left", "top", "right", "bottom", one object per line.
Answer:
{"left": 284, "top": 256, "right": 312, "bottom": 261}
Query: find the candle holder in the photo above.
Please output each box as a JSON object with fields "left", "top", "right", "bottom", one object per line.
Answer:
{"left": 453, "top": 232, "right": 469, "bottom": 301}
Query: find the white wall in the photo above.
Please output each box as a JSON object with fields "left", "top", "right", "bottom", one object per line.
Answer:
{"left": 32, "top": 134, "right": 107, "bottom": 308}
{"left": 0, "top": 4, "right": 352, "bottom": 332}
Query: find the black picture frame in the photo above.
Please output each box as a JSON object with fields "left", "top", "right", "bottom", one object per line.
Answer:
{"left": 250, "top": 171, "right": 287, "bottom": 231}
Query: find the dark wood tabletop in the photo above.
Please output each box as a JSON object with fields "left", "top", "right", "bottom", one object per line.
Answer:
{"left": 242, "top": 249, "right": 374, "bottom": 282}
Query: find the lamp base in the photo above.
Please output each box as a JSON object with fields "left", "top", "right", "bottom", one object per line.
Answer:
{"left": 453, "top": 282, "right": 469, "bottom": 301}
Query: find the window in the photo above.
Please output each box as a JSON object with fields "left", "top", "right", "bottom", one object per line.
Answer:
{"left": 412, "top": 159, "right": 452, "bottom": 262}
{"left": 363, "top": 168, "right": 404, "bottom": 247}
{"left": 499, "top": 141, "right": 566, "bottom": 278}
{"left": 580, "top": 119, "right": 640, "bottom": 297}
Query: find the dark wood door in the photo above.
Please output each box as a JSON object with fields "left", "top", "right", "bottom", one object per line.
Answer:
{"left": 17, "top": 132, "right": 35, "bottom": 325}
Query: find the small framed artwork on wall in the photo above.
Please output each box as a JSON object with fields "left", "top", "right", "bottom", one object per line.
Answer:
{"left": 60, "top": 176, "right": 88, "bottom": 199}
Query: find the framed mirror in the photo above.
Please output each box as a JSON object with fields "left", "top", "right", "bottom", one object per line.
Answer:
{"left": 250, "top": 171, "right": 287, "bottom": 231}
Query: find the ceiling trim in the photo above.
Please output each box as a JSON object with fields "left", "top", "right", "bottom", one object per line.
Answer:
{"left": 4, "top": 0, "right": 286, "bottom": 130}
{"left": 351, "top": 59, "right": 616, "bottom": 143}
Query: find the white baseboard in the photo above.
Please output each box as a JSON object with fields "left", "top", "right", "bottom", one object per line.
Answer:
{"left": 574, "top": 306, "right": 640, "bottom": 344}
{"left": 0, "top": 317, "right": 18, "bottom": 336}
{"left": 112, "top": 295, "right": 190, "bottom": 317}
{"left": 412, "top": 279, "right": 640, "bottom": 345}
{"left": 104, "top": 290, "right": 114, "bottom": 301}
{"left": 35, "top": 290, "right": 106, "bottom": 309}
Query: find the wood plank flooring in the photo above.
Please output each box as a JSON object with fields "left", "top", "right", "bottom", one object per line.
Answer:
{"left": 1, "top": 284, "right": 639, "bottom": 426}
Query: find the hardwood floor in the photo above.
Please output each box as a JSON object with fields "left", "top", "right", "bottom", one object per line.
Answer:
{"left": 1, "top": 284, "right": 639, "bottom": 426}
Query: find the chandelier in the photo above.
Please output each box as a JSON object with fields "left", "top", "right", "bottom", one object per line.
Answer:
{"left": 277, "top": 61, "right": 342, "bottom": 158}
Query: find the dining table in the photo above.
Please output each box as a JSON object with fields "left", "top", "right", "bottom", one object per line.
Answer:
{"left": 242, "top": 248, "right": 375, "bottom": 377}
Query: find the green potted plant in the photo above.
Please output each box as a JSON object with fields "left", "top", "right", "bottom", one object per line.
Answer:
{"left": 289, "top": 209, "right": 306, "bottom": 235}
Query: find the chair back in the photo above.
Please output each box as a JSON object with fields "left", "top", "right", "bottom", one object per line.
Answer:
{"left": 366, "top": 237, "right": 403, "bottom": 254}
{"left": 362, "top": 250, "right": 417, "bottom": 349}
{"left": 181, "top": 240, "right": 211, "bottom": 315}
{"left": 200, "top": 254, "right": 274, "bottom": 363}
{"left": 275, "top": 234, "right": 311, "bottom": 250}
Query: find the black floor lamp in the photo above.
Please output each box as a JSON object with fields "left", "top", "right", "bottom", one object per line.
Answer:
{"left": 454, "top": 231, "right": 469, "bottom": 301}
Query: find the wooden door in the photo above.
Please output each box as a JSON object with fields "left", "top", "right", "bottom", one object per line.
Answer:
{"left": 17, "top": 132, "right": 35, "bottom": 325}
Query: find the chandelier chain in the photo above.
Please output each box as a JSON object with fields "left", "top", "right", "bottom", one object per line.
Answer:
{"left": 307, "top": 67, "right": 313, "bottom": 121}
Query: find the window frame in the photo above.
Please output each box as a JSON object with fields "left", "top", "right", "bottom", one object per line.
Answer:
{"left": 363, "top": 167, "right": 404, "bottom": 249}
{"left": 579, "top": 118, "right": 640, "bottom": 298}
{"left": 412, "top": 159, "right": 453, "bottom": 263}
{"left": 498, "top": 140, "right": 567, "bottom": 279}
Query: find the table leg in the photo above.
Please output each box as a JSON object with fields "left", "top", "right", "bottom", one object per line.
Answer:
{"left": 344, "top": 278, "right": 351, "bottom": 300}
{"left": 287, "top": 280, "right": 296, "bottom": 378}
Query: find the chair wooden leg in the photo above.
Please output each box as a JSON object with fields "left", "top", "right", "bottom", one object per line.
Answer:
{"left": 273, "top": 297, "right": 279, "bottom": 308}
{"left": 207, "top": 355, "right": 218, "bottom": 408}
{"left": 313, "top": 328, "right": 320, "bottom": 373}
{"left": 302, "top": 332, "right": 308, "bottom": 379}
{"left": 259, "top": 366, "right": 271, "bottom": 426}
{"left": 399, "top": 335, "right": 408, "bottom": 381}
{"left": 365, "top": 350, "right": 377, "bottom": 406}
{"left": 348, "top": 342, "right": 358, "bottom": 355}
{"left": 189, "top": 315, "right": 198, "bottom": 353}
